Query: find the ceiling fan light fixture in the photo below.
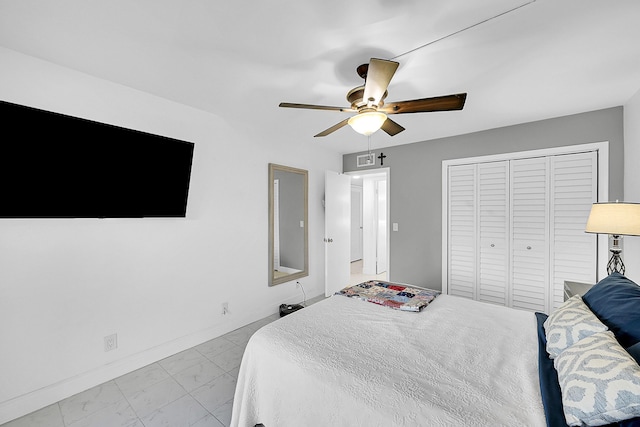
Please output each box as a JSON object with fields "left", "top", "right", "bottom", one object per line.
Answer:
{"left": 348, "top": 111, "right": 387, "bottom": 136}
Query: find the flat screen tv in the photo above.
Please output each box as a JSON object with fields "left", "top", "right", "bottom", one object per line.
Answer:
{"left": 0, "top": 100, "right": 195, "bottom": 218}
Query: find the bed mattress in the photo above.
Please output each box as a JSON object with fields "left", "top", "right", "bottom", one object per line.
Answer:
{"left": 231, "top": 293, "right": 546, "bottom": 427}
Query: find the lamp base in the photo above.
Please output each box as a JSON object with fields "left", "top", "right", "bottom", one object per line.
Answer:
{"left": 607, "top": 250, "right": 625, "bottom": 275}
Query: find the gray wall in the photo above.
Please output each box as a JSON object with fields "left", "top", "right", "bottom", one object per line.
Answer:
{"left": 343, "top": 107, "right": 624, "bottom": 290}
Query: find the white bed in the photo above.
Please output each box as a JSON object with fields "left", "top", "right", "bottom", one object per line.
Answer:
{"left": 231, "top": 293, "right": 546, "bottom": 427}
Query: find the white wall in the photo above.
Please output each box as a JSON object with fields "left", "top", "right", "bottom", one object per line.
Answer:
{"left": 0, "top": 47, "right": 341, "bottom": 423}
{"left": 624, "top": 88, "right": 640, "bottom": 283}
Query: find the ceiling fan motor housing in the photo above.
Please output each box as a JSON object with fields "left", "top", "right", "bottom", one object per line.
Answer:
{"left": 347, "top": 86, "right": 387, "bottom": 110}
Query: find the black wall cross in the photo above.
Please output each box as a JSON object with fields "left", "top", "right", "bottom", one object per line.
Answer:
{"left": 377, "top": 152, "right": 387, "bottom": 166}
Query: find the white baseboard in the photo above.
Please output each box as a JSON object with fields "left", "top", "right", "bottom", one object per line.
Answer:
{"left": 0, "top": 297, "right": 290, "bottom": 425}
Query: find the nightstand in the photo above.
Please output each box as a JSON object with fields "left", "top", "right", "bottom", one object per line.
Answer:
{"left": 564, "top": 280, "right": 595, "bottom": 300}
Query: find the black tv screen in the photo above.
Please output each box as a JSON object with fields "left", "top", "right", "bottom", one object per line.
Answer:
{"left": 0, "top": 100, "right": 195, "bottom": 218}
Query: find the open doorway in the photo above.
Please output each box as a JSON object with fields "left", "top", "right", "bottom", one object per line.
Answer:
{"left": 347, "top": 169, "right": 389, "bottom": 285}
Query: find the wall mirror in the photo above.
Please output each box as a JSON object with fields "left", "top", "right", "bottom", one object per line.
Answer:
{"left": 269, "top": 163, "right": 308, "bottom": 286}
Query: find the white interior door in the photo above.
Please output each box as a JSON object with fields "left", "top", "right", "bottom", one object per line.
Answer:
{"left": 376, "top": 180, "right": 387, "bottom": 274}
{"left": 350, "top": 185, "right": 363, "bottom": 262}
{"left": 325, "top": 171, "right": 351, "bottom": 297}
{"left": 362, "top": 178, "right": 376, "bottom": 275}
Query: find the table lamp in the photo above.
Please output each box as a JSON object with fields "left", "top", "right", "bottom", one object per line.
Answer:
{"left": 585, "top": 202, "right": 640, "bottom": 274}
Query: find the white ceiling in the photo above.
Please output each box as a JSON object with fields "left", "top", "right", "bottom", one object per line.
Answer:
{"left": 1, "top": 0, "right": 639, "bottom": 154}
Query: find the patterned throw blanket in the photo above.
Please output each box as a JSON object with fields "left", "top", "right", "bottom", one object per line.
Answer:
{"left": 336, "top": 280, "right": 440, "bottom": 312}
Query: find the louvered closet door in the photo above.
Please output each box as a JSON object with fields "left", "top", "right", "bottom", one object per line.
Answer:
{"left": 477, "top": 161, "right": 509, "bottom": 305}
{"left": 510, "top": 158, "right": 550, "bottom": 312}
{"left": 549, "top": 152, "right": 597, "bottom": 310}
{"left": 448, "top": 164, "right": 477, "bottom": 299}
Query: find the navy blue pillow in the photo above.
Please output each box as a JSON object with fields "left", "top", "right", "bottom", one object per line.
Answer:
{"left": 535, "top": 312, "right": 568, "bottom": 427}
{"left": 582, "top": 272, "right": 640, "bottom": 348}
{"left": 628, "top": 341, "right": 640, "bottom": 365}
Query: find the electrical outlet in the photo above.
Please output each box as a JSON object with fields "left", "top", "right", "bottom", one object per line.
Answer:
{"left": 104, "top": 333, "right": 117, "bottom": 352}
{"left": 222, "top": 302, "right": 229, "bottom": 315}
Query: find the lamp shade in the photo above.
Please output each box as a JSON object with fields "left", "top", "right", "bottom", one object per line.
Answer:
{"left": 348, "top": 111, "right": 387, "bottom": 136}
{"left": 585, "top": 202, "right": 640, "bottom": 236}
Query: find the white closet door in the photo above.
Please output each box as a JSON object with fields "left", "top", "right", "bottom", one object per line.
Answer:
{"left": 549, "top": 152, "right": 598, "bottom": 310}
{"left": 510, "top": 157, "right": 550, "bottom": 312}
{"left": 478, "top": 161, "right": 509, "bottom": 305}
{"left": 448, "top": 164, "right": 477, "bottom": 299}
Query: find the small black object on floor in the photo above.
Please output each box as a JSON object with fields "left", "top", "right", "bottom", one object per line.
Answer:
{"left": 279, "top": 303, "right": 304, "bottom": 317}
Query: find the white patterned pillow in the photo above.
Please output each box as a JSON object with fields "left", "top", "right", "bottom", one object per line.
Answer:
{"left": 554, "top": 330, "right": 640, "bottom": 426}
{"left": 544, "top": 295, "right": 608, "bottom": 359}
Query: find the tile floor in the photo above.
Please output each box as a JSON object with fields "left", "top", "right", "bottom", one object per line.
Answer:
{"left": 1, "top": 307, "right": 301, "bottom": 427}
{"left": 1, "top": 313, "right": 276, "bottom": 427}
{"left": 349, "top": 259, "right": 387, "bottom": 285}
{"left": 2, "top": 268, "right": 379, "bottom": 427}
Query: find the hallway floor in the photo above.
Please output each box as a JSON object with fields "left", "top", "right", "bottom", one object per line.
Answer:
{"left": 349, "top": 259, "right": 387, "bottom": 285}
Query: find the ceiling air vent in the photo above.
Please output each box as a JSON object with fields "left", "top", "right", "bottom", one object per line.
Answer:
{"left": 356, "top": 153, "right": 375, "bottom": 168}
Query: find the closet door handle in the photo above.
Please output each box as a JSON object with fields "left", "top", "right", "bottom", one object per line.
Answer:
{"left": 490, "top": 244, "right": 495, "bottom": 248}
{"left": 527, "top": 246, "right": 532, "bottom": 250}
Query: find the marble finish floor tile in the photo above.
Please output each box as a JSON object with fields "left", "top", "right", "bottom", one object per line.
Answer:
{"left": 206, "top": 346, "right": 244, "bottom": 372}
{"left": 191, "top": 374, "right": 237, "bottom": 414}
{"left": 66, "top": 399, "right": 138, "bottom": 427}
{"left": 0, "top": 300, "right": 321, "bottom": 427}
{"left": 115, "top": 363, "right": 170, "bottom": 396}
{"left": 59, "top": 381, "right": 124, "bottom": 426}
{"left": 211, "top": 399, "right": 234, "bottom": 426}
{"left": 125, "top": 377, "right": 187, "bottom": 419}
{"left": 221, "top": 326, "right": 255, "bottom": 347}
{"left": 173, "top": 360, "right": 226, "bottom": 392}
{"left": 226, "top": 367, "right": 240, "bottom": 380}
{"left": 195, "top": 337, "right": 237, "bottom": 359}
{"left": 192, "top": 414, "right": 225, "bottom": 427}
{"left": 249, "top": 313, "right": 280, "bottom": 330}
{"left": 159, "top": 348, "right": 208, "bottom": 376}
{"left": 140, "top": 394, "right": 209, "bottom": 427}
{"left": 1, "top": 404, "right": 64, "bottom": 427}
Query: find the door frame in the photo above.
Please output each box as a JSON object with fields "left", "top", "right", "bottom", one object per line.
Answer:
{"left": 441, "top": 142, "right": 610, "bottom": 295}
{"left": 346, "top": 168, "right": 391, "bottom": 280}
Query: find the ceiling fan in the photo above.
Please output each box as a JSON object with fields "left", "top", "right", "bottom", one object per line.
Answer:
{"left": 279, "top": 58, "right": 467, "bottom": 137}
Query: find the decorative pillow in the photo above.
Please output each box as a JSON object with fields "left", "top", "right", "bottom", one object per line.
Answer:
{"left": 554, "top": 330, "right": 640, "bottom": 426}
{"left": 544, "top": 295, "right": 608, "bottom": 359}
{"left": 583, "top": 272, "right": 640, "bottom": 349}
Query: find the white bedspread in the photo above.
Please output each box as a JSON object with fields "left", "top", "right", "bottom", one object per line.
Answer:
{"left": 231, "top": 294, "right": 546, "bottom": 427}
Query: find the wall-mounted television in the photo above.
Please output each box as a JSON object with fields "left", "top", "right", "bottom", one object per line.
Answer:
{"left": 0, "top": 100, "right": 195, "bottom": 218}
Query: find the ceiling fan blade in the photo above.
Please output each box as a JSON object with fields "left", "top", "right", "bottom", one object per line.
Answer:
{"left": 279, "top": 102, "right": 355, "bottom": 112}
{"left": 314, "top": 118, "right": 350, "bottom": 137}
{"left": 362, "top": 58, "right": 399, "bottom": 106}
{"left": 381, "top": 118, "right": 405, "bottom": 136}
{"left": 381, "top": 93, "right": 467, "bottom": 114}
